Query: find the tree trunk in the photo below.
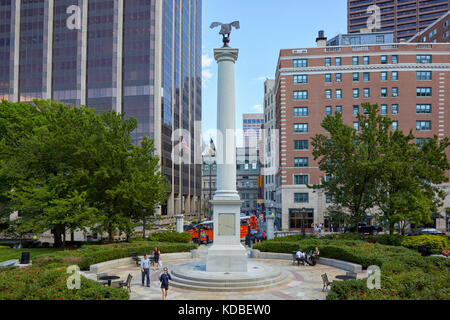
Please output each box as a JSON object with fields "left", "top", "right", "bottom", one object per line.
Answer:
{"left": 108, "top": 226, "right": 113, "bottom": 243}
{"left": 389, "top": 221, "right": 395, "bottom": 235}
{"left": 142, "top": 217, "right": 146, "bottom": 239}
{"left": 52, "top": 225, "right": 65, "bottom": 248}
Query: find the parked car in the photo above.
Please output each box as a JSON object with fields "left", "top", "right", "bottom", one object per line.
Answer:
{"left": 407, "top": 228, "right": 446, "bottom": 236}
{"left": 347, "top": 222, "right": 383, "bottom": 235}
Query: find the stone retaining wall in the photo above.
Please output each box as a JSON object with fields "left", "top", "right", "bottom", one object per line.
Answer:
{"left": 250, "top": 249, "right": 363, "bottom": 273}
{"left": 89, "top": 252, "right": 193, "bottom": 274}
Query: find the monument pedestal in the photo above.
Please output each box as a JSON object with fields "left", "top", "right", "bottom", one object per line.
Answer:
{"left": 206, "top": 198, "right": 247, "bottom": 273}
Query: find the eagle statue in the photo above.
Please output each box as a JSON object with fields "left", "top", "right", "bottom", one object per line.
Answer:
{"left": 209, "top": 21, "right": 240, "bottom": 46}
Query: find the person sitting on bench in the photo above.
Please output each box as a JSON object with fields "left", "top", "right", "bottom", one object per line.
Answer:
{"left": 295, "top": 249, "right": 307, "bottom": 266}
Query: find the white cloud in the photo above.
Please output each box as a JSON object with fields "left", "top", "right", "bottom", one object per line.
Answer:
{"left": 255, "top": 76, "right": 268, "bottom": 81}
{"left": 202, "top": 69, "right": 213, "bottom": 82}
{"left": 253, "top": 104, "right": 263, "bottom": 112}
{"left": 202, "top": 54, "right": 214, "bottom": 68}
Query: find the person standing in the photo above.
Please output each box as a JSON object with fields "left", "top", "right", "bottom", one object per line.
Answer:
{"left": 159, "top": 267, "right": 172, "bottom": 300}
{"left": 153, "top": 247, "right": 160, "bottom": 270}
{"left": 141, "top": 253, "right": 151, "bottom": 287}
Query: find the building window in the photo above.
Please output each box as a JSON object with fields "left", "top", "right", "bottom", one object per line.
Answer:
{"left": 381, "top": 72, "right": 388, "bottom": 81}
{"left": 381, "top": 104, "right": 388, "bottom": 115}
{"left": 392, "top": 71, "right": 398, "bottom": 81}
{"left": 380, "top": 55, "right": 388, "bottom": 64}
{"left": 294, "top": 157, "right": 309, "bottom": 168}
{"left": 416, "top": 104, "right": 431, "bottom": 114}
{"left": 335, "top": 73, "right": 342, "bottom": 82}
{"left": 392, "top": 121, "right": 398, "bottom": 131}
{"left": 352, "top": 56, "right": 359, "bottom": 65}
{"left": 326, "top": 193, "right": 332, "bottom": 203}
{"left": 294, "top": 140, "right": 308, "bottom": 150}
{"left": 325, "top": 57, "right": 331, "bottom": 66}
{"left": 294, "top": 193, "right": 309, "bottom": 203}
{"left": 293, "top": 59, "right": 308, "bottom": 68}
{"left": 416, "top": 71, "right": 432, "bottom": 81}
{"left": 294, "top": 175, "right": 309, "bottom": 185}
{"left": 294, "top": 123, "right": 308, "bottom": 133}
{"left": 392, "top": 87, "right": 398, "bottom": 97}
{"left": 294, "top": 107, "right": 308, "bottom": 117}
{"left": 363, "top": 88, "right": 370, "bottom": 98}
{"left": 325, "top": 74, "right": 332, "bottom": 83}
{"left": 416, "top": 55, "right": 432, "bottom": 64}
{"left": 325, "top": 106, "right": 332, "bottom": 115}
{"left": 325, "top": 90, "right": 332, "bottom": 99}
{"left": 416, "top": 138, "right": 431, "bottom": 147}
{"left": 294, "top": 90, "right": 308, "bottom": 100}
{"left": 294, "top": 74, "right": 308, "bottom": 84}
{"left": 353, "top": 122, "right": 359, "bottom": 131}
{"left": 335, "top": 57, "right": 342, "bottom": 66}
{"left": 381, "top": 88, "right": 388, "bottom": 97}
{"left": 392, "top": 104, "right": 398, "bottom": 115}
{"left": 353, "top": 88, "right": 359, "bottom": 98}
{"left": 392, "top": 55, "right": 398, "bottom": 64}
{"left": 363, "top": 72, "right": 370, "bottom": 82}
{"left": 353, "top": 72, "right": 359, "bottom": 82}
{"left": 416, "top": 121, "right": 431, "bottom": 131}
{"left": 416, "top": 87, "right": 432, "bottom": 97}
{"left": 335, "top": 89, "right": 342, "bottom": 99}
{"left": 335, "top": 106, "right": 342, "bottom": 114}
{"left": 363, "top": 56, "right": 370, "bottom": 65}
{"left": 353, "top": 105, "right": 359, "bottom": 115}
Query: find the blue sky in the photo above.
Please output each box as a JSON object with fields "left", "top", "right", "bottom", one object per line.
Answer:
{"left": 201, "top": 0, "right": 347, "bottom": 146}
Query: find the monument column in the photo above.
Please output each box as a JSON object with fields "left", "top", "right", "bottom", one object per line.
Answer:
{"left": 206, "top": 46, "right": 247, "bottom": 273}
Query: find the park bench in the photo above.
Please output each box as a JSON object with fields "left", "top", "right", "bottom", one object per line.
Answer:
{"left": 117, "top": 274, "right": 133, "bottom": 292}
{"left": 131, "top": 252, "right": 141, "bottom": 267}
{"left": 321, "top": 273, "right": 334, "bottom": 292}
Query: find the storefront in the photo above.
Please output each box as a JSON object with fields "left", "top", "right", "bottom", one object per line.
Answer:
{"left": 289, "top": 208, "right": 314, "bottom": 233}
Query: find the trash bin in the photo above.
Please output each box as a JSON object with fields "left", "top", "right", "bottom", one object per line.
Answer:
{"left": 418, "top": 244, "right": 429, "bottom": 257}
{"left": 20, "top": 252, "right": 30, "bottom": 264}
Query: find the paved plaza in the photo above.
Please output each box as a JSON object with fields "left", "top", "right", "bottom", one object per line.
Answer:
{"left": 96, "top": 246, "right": 366, "bottom": 300}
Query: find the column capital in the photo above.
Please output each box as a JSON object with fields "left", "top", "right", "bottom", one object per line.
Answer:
{"left": 214, "top": 47, "right": 239, "bottom": 63}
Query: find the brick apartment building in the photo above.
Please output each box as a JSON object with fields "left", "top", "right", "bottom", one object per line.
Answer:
{"left": 348, "top": 0, "right": 450, "bottom": 42}
{"left": 272, "top": 38, "right": 450, "bottom": 232}
{"left": 408, "top": 11, "right": 450, "bottom": 43}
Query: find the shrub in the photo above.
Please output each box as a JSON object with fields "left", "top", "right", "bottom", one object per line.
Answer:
{"left": 49, "top": 242, "right": 197, "bottom": 270}
{"left": 0, "top": 266, "right": 129, "bottom": 300}
{"left": 148, "top": 231, "right": 191, "bottom": 243}
{"left": 368, "top": 234, "right": 405, "bottom": 246}
{"left": 401, "top": 235, "right": 448, "bottom": 254}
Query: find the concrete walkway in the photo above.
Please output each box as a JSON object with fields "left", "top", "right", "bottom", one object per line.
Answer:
{"left": 96, "top": 247, "right": 365, "bottom": 300}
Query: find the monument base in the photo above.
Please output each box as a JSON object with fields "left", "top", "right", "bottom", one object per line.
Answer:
{"left": 206, "top": 244, "right": 248, "bottom": 272}
{"left": 206, "top": 197, "right": 247, "bottom": 273}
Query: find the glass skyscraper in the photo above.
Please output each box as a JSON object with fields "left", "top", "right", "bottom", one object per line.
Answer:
{"left": 0, "top": 0, "right": 202, "bottom": 219}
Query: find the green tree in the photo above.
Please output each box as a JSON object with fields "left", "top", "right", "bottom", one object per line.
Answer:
{"left": 376, "top": 131, "right": 449, "bottom": 234}
{"left": 311, "top": 103, "right": 389, "bottom": 228}
{"left": 0, "top": 100, "right": 168, "bottom": 246}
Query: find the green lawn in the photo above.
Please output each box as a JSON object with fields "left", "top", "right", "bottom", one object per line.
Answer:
{"left": 0, "top": 248, "right": 62, "bottom": 262}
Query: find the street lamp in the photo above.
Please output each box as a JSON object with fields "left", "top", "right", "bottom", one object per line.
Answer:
{"left": 300, "top": 206, "right": 306, "bottom": 239}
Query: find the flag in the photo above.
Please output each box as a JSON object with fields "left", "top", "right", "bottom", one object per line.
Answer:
{"left": 181, "top": 137, "right": 191, "bottom": 154}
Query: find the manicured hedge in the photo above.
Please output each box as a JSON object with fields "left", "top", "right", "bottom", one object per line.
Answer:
{"left": 401, "top": 235, "right": 448, "bottom": 254}
{"left": 147, "top": 231, "right": 191, "bottom": 243}
{"left": 254, "top": 239, "right": 417, "bottom": 268}
{"left": 34, "top": 242, "right": 197, "bottom": 270}
{"left": 0, "top": 266, "right": 129, "bottom": 300}
{"left": 254, "top": 236, "right": 450, "bottom": 300}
